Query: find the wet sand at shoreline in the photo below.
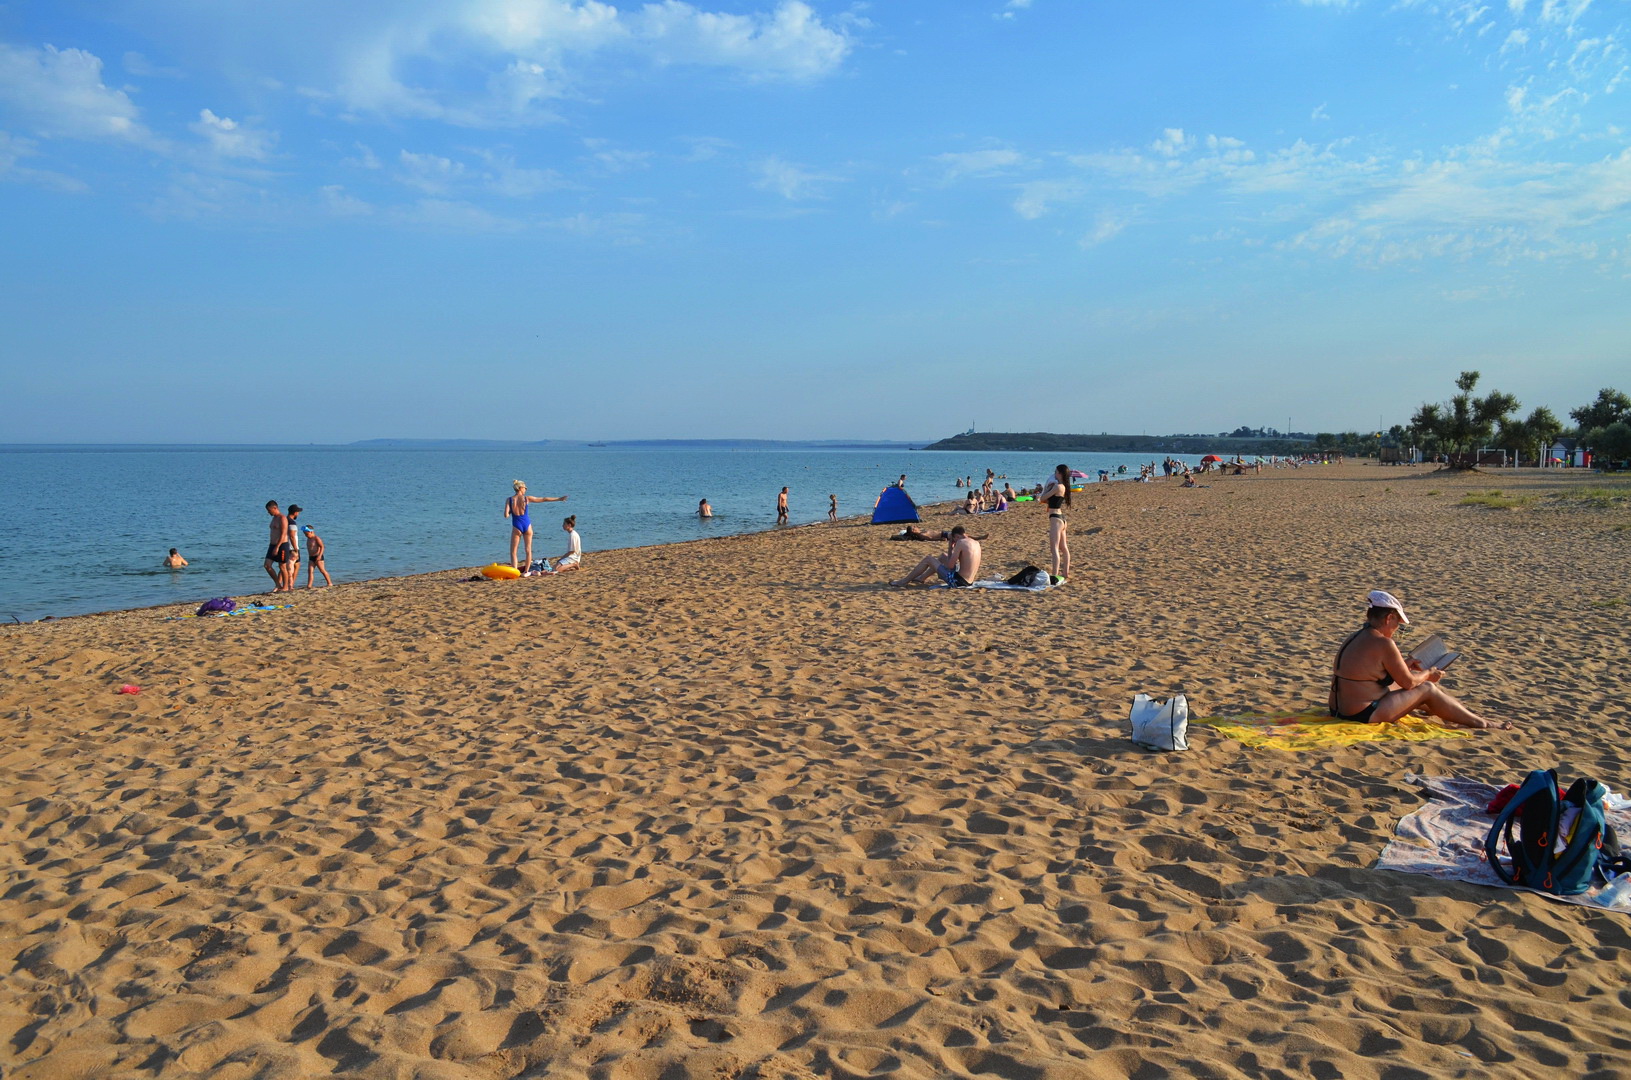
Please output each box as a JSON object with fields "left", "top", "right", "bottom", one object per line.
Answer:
{"left": 3, "top": 465, "right": 1629, "bottom": 1079}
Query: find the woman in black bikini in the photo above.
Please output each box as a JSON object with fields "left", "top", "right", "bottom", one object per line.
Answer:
{"left": 1039, "top": 463, "right": 1072, "bottom": 584}
{"left": 1329, "top": 590, "right": 1511, "bottom": 730}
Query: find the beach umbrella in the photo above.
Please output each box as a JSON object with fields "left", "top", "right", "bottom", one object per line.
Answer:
{"left": 1201, "top": 454, "right": 1222, "bottom": 462}
{"left": 1069, "top": 469, "right": 1089, "bottom": 478}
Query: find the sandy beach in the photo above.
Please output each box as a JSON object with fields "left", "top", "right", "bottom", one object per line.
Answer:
{"left": 3, "top": 464, "right": 1629, "bottom": 1079}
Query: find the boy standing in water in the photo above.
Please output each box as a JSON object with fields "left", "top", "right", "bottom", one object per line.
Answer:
{"left": 777, "top": 487, "right": 789, "bottom": 524}
{"left": 302, "top": 525, "right": 333, "bottom": 587}
{"left": 828, "top": 494, "right": 837, "bottom": 522}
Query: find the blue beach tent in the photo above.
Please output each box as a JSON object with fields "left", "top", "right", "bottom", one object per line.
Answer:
{"left": 871, "top": 486, "right": 920, "bottom": 524}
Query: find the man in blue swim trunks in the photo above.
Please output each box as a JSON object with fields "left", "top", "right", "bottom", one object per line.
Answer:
{"left": 891, "top": 525, "right": 981, "bottom": 587}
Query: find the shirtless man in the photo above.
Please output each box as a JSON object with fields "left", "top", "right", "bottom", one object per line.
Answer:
{"left": 698, "top": 498, "right": 712, "bottom": 519}
{"left": 164, "top": 548, "right": 188, "bottom": 568}
{"left": 777, "top": 487, "right": 789, "bottom": 524}
{"left": 263, "top": 501, "right": 291, "bottom": 591}
{"left": 892, "top": 524, "right": 981, "bottom": 587}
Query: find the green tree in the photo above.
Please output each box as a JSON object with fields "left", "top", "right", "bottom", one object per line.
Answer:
{"left": 1409, "top": 370, "right": 1520, "bottom": 469}
{"left": 1523, "top": 406, "right": 1563, "bottom": 467}
{"left": 1570, "top": 387, "right": 1631, "bottom": 433}
{"left": 1584, "top": 421, "right": 1631, "bottom": 469}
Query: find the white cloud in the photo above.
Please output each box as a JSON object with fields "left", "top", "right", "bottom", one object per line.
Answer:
{"left": 476, "top": 150, "right": 565, "bottom": 196}
{"left": 995, "top": 0, "right": 1033, "bottom": 20}
{"left": 190, "top": 109, "right": 276, "bottom": 160}
{"left": 1013, "top": 179, "right": 1084, "bottom": 220}
{"left": 1312, "top": 102, "right": 1330, "bottom": 122}
{"left": 933, "top": 148, "right": 1026, "bottom": 179}
{"left": 215, "top": 0, "right": 857, "bottom": 126}
{"left": 583, "top": 138, "right": 652, "bottom": 173}
{"left": 0, "top": 43, "right": 150, "bottom": 143}
{"left": 320, "top": 184, "right": 373, "bottom": 216}
{"left": 1080, "top": 210, "right": 1130, "bottom": 248}
{"left": 1150, "top": 128, "right": 1194, "bottom": 156}
{"left": 1287, "top": 147, "right": 1631, "bottom": 264}
{"left": 634, "top": 0, "right": 851, "bottom": 80}
{"left": 345, "top": 142, "right": 383, "bottom": 169}
{"left": 397, "top": 149, "right": 468, "bottom": 194}
{"left": 1539, "top": 0, "right": 1593, "bottom": 27}
{"left": 754, "top": 155, "right": 837, "bottom": 199}
{"left": 1501, "top": 28, "right": 1531, "bottom": 52}
{"left": 394, "top": 197, "right": 522, "bottom": 231}
{"left": 0, "top": 130, "right": 89, "bottom": 191}
{"left": 122, "top": 51, "right": 185, "bottom": 79}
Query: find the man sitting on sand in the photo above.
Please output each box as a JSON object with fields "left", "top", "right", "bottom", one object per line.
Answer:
{"left": 1329, "top": 590, "right": 1512, "bottom": 730}
{"left": 892, "top": 525, "right": 980, "bottom": 587}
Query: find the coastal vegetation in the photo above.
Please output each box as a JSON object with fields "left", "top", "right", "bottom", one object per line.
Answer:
{"left": 924, "top": 378, "right": 1628, "bottom": 470}
{"left": 1407, "top": 374, "right": 1629, "bottom": 470}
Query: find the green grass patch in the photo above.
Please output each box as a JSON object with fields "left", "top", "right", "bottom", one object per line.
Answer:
{"left": 1589, "top": 598, "right": 1624, "bottom": 609}
{"left": 1459, "top": 490, "right": 1536, "bottom": 509}
{"left": 1557, "top": 486, "right": 1631, "bottom": 508}
{"left": 1426, "top": 490, "right": 1440, "bottom": 496}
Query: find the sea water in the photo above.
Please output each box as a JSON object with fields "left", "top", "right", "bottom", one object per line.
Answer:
{"left": 0, "top": 446, "right": 1204, "bottom": 621}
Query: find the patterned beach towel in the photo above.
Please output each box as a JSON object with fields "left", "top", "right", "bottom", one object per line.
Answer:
{"left": 1194, "top": 711, "right": 1472, "bottom": 751}
{"left": 1377, "top": 774, "right": 1631, "bottom": 912}
{"left": 166, "top": 603, "right": 293, "bottom": 621}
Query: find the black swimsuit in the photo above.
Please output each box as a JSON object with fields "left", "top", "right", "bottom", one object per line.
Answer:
{"left": 1329, "top": 628, "right": 1391, "bottom": 721}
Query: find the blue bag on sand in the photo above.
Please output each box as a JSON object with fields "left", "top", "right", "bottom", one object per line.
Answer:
{"left": 196, "top": 597, "right": 236, "bottom": 616}
{"left": 1485, "top": 768, "right": 1608, "bottom": 895}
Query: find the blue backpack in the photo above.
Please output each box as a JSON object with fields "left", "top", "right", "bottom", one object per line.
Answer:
{"left": 1484, "top": 769, "right": 1609, "bottom": 895}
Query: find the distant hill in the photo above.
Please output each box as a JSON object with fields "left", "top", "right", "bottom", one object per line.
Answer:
{"left": 923, "top": 431, "right": 1313, "bottom": 455}
{"left": 349, "top": 438, "right": 927, "bottom": 450}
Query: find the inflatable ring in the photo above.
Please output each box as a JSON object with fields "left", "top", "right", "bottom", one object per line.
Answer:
{"left": 481, "top": 563, "right": 521, "bottom": 580}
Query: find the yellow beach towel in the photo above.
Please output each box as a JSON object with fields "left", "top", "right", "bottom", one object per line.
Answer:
{"left": 1194, "top": 711, "right": 1473, "bottom": 751}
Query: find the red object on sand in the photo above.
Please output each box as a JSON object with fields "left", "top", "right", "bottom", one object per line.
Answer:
{"left": 116, "top": 684, "right": 141, "bottom": 695}
{"left": 1485, "top": 783, "right": 1520, "bottom": 814}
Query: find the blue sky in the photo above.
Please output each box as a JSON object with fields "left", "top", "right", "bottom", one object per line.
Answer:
{"left": 2, "top": 0, "right": 1627, "bottom": 443}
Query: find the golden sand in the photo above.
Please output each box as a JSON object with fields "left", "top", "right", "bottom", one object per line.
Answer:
{"left": 2, "top": 465, "right": 1629, "bottom": 1079}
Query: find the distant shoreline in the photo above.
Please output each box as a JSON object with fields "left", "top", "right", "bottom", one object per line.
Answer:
{"left": 0, "top": 439, "right": 932, "bottom": 452}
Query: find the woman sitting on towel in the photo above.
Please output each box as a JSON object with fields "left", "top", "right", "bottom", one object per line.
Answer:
{"left": 1329, "top": 590, "right": 1511, "bottom": 730}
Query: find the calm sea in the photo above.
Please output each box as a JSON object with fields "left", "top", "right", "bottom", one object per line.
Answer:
{"left": 0, "top": 446, "right": 1200, "bottom": 621}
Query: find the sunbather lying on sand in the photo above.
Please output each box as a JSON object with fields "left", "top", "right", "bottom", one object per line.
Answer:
{"left": 890, "top": 525, "right": 989, "bottom": 542}
{"left": 1329, "top": 590, "right": 1512, "bottom": 730}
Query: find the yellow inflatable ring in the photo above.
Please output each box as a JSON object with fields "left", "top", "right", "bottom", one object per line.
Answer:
{"left": 481, "top": 563, "right": 521, "bottom": 580}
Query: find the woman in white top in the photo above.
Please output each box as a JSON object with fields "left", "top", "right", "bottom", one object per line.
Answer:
{"left": 553, "top": 515, "right": 583, "bottom": 572}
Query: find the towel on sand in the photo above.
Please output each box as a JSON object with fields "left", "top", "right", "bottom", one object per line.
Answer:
{"left": 1193, "top": 711, "right": 1472, "bottom": 750}
{"left": 166, "top": 603, "right": 293, "bottom": 620}
{"left": 929, "top": 578, "right": 1051, "bottom": 592}
{"left": 1377, "top": 774, "right": 1630, "bottom": 912}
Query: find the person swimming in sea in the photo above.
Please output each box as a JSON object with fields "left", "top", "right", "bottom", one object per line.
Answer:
{"left": 699, "top": 498, "right": 712, "bottom": 519}
{"left": 164, "top": 548, "right": 188, "bottom": 568}
{"left": 506, "top": 480, "right": 567, "bottom": 572}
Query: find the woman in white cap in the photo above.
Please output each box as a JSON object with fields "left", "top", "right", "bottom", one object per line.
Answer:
{"left": 1328, "top": 590, "right": 1511, "bottom": 729}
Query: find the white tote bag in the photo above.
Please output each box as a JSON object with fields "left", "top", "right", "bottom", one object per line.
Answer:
{"left": 1129, "top": 693, "right": 1189, "bottom": 751}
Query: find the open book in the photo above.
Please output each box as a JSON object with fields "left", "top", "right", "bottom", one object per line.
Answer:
{"left": 1407, "top": 634, "right": 1460, "bottom": 671}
